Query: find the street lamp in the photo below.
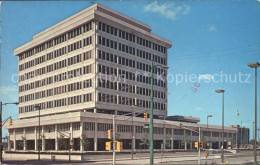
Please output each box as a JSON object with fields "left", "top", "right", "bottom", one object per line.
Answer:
{"left": 150, "top": 61, "right": 168, "bottom": 165}
{"left": 247, "top": 62, "right": 260, "bottom": 165}
{"left": 207, "top": 115, "right": 212, "bottom": 149}
{"left": 207, "top": 115, "right": 212, "bottom": 128}
{"left": 34, "top": 104, "right": 41, "bottom": 161}
{"left": 0, "top": 101, "right": 19, "bottom": 164}
{"left": 215, "top": 89, "right": 225, "bottom": 163}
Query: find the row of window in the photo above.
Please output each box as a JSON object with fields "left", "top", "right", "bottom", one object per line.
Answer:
{"left": 9, "top": 125, "right": 235, "bottom": 138}
{"left": 97, "top": 79, "right": 165, "bottom": 100}
{"left": 18, "top": 93, "right": 93, "bottom": 113}
{"left": 97, "top": 92, "right": 165, "bottom": 111}
{"left": 18, "top": 21, "right": 92, "bottom": 61}
{"left": 19, "top": 79, "right": 92, "bottom": 103}
{"left": 137, "top": 49, "right": 166, "bottom": 65}
{"left": 97, "top": 64, "right": 166, "bottom": 88}
{"left": 98, "top": 22, "right": 166, "bottom": 54}
{"left": 98, "top": 22, "right": 136, "bottom": 43}
{"left": 19, "top": 36, "right": 91, "bottom": 74}
{"left": 19, "top": 64, "right": 92, "bottom": 93}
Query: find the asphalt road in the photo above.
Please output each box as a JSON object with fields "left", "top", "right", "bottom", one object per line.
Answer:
{"left": 2, "top": 150, "right": 260, "bottom": 164}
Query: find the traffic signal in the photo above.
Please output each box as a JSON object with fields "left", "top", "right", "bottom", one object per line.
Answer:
{"left": 144, "top": 112, "right": 148, "bottom": 121}
{"left": 194, "top": 141, "right": 198, "bottom": 148}
{"left": 107, "top": 129, "right": 112, "bottom": 139}
{"left": 116, "top": 141, "right": 123, "bottom": 151}
{"left": 179, "top": 122, "right": 183, "bottom": 129}
{"left": 106, "top": 141, "right": 111, "bottom": 151}
{"left": 8, "top": 117, "right": 12, "bottom": 126}
{"left": 200, "top": 142, "right": 203, "bottom": 148}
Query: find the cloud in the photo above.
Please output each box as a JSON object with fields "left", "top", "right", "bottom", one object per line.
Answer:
{"left": 199, "top": 74, "right": 214, "bottom": 81}
{"left": 195, "top": 107, "right": 203, "bottom": 111}
{"left": 208, "top": 25, "right": 217, "bottom": 31}
{"left": 143, "top": 1, "right": 190, "bottom": 20}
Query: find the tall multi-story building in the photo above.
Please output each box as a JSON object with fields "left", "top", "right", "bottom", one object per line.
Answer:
{"left": 4, "top": 4, "right": 238, "bottom": 156}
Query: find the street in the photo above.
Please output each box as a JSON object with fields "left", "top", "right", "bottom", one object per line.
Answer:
{"left": 2, "top": 150, "right": 260, "bottom": 164}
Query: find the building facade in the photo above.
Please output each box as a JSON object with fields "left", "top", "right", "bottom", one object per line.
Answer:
{"left": 5, "top": 3, "right": 238, "bottom": 152}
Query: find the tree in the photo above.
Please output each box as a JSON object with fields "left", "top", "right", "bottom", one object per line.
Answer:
{"left": 81, "top": 134, "right": 90, "bottom": 151}
{"left": 164, "top": 134, "right": 171, "bottom": 149}
{"left": 140, "top": 133, "right": 149, "bottom": 149}
{"left": 115, "top": 132, "right": 121, "bottom": 141}
{"left": 57, "top": 135, "right": 66, "bottom": 150}
{"left": 183, "top": 131, "right": 190, "bottom": 150}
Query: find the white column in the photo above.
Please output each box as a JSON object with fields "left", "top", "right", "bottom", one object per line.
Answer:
{"left": 80, "top": 122, "right": 83, "bottom": 151}
{"left": 190, "top": 131, "right": 193, "bottom": 149}
{"left": 34, "top": 127, "right": 37, "bottom": 151}
{"left": 210, "top": 131, "right": 213, "bottom": 149}
{"left": 7, "top": 131, "right": 11, "bottom": 150}
{"left": 23, "top": 128, "right": 26, "bottom": 151}
{"left": 42, "top": 126, "right": 45, "bottom": 151}
{"left": 163, "top": 125, "right": 166, "bottom": 149}
{"left": 133, "top": 125, "right": 136, "bottom": 150}
{"left": 13, "top": 129, "right": 16, "bottom": 150}
{"left": 171, "top": 128, "right": 174, "bottom": 149}
{"left": 94, "top": 122, "right": 98, "bottom": 151}
{"left": 184, "top": 130, "right": 187, "bottom": 150}
{"left": 55, "top": 125, "right": 58, "bottom": 151}
{"left": 94, "top": 108, "right": 97, "bottom": 113}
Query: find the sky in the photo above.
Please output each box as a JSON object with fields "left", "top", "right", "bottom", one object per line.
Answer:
{"left": 0, "top": 1, "right": 260, "bottom": 139}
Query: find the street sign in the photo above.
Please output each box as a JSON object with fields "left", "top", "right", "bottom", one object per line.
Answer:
{"left": 143, "top": 124, "right": 149, "bottom": 129}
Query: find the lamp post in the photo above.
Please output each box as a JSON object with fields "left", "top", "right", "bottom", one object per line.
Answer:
{"left": 0, "top": 101, "right": 19, "bottom": 164}
{"left": 247, "top": 62, "right": 260, "bottom": 165}
{"left": 207, "top": 115, "right": 212, "bottom": 128}
{"left": 34, "top": 105, "right": 41, "bottom": 161}
{"left": 150, "top": 61, "right": 168, "bottom": 165}
{"left": 215, "top": 89, "right": 225, "bottom": 163}
{"left": 207, "top": 115, "right": 212, "bottom": 149}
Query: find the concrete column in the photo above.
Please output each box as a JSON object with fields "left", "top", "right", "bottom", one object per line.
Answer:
{"left": 210, "top": 131, "right": 213, "bottom": 149}
{"left": 163, "top": 125, "right": 166, "bottom": 149}
{"left": 184, "top": 130, "right": 187, "bottom": 150}
{"left": 23, "top": 128, "right": 26, "bottom": 151}
{"left": 34, "top": 127, "right": 37, "bottom": 151}
{"left": 80, "top": 122, "right": 83, "bottom": 151}
{"left": 13, "top": 129, "right": 16, "bottom": 150}
{"left": 114, "top": 110, "right": 117, "bottom": 115}
{"left": 94, "top": 108, "right": 97, "bottom": 113}
{"left": 94, "top": 122, "right": 98, "bottom": 151}
{"left": 190, "top": 131, "right": 193, "bottom": 149}
{"left": 42, "top": 126, "right": 45, "bottom": 151}
{"left": 8, "top": 132, "right": 11, "bottom": 150}
{"left": 171, "top": 128, "right": 174, "bottom": 149}
{"left": 132, "top": 125, "right": 136, "bottom": 150}
{"left": 55, "top": 125, "right": 58, "bottom": 151}
{"left": 218, "top": 132, "right": 221, "bottom": 149}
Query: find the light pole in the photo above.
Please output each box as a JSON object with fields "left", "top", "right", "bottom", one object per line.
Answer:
{"left": 247, "top": 62, "right": 260, "bottom": 165}
{"left": 34, "top": 105, "right": 41, "bottom": 161}
{"left": 207, "top": 115, "right": 212, "bottom": 149}
{"left": 0, "top": 101, "right": 19, "bottom": 164}
{"left": 215, "top": 89, "right": 225, "bottom": 163}
{"left": 150, "top": 61, "right": 168, "bottom": 165}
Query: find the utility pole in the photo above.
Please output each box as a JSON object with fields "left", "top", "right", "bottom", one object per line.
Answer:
{"left": 113, "top": 114, "right": 116, "bottom": 165}
{"left": 198, "top": 126, "right": 201, "bottom": 165}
